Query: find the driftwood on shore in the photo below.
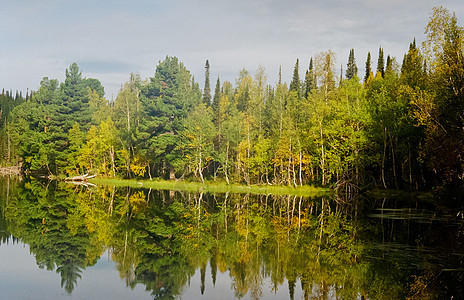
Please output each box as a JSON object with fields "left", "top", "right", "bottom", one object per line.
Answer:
{"left": 65, "top": 173, "right": 96, "bottom": 182}
{"left": 68, "top": 180, "right": 97, "bottom": 187}
{"left": 0, "top": 166, "right": 21, "bottom": 176}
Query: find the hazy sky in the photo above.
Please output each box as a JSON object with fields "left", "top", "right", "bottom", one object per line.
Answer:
{"left": 1, "top": 0, "right": 463, "bottom": 99}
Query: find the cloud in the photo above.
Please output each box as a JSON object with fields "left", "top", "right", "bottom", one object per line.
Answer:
{"left": 78, "top": 60, "right": 136, "bottom": 74}
{"left": 1, "top": 0, "right": 464, "bottom": 97}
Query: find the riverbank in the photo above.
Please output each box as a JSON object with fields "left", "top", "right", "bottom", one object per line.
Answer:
{"left": 90, "top": 178, "right": 330, "bottom": 197}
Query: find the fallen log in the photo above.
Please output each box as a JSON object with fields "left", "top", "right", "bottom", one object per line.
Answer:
{"left": 68, "top": 181, "right": 97, "bottom": 188}
{"left": 65, "top": 173, "right": 96, "bottom": 181}
{"left": 0, "top": 166, "right": 21, "bottom": 176}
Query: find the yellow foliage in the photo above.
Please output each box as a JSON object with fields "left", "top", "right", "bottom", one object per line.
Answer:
{"left": 129, "top": 191, "right": 147, "bottom": 214}
{"left": 130, "top": 156, "right": 147, "bottom": 177}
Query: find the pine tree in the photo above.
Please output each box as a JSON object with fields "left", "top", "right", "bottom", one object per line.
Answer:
{"left": 364, "top": 52, "right": 372, "bottom": 83}
{"left": 377, "top": 47, "right": 385, "bottom": 78}
{"left": 289, "top": 58, "right": 300, "bottom": 97}
{"left": 202, "top": 60, "right": 211, "bottom": 106}
{"left": 346, "top": 49, "right": 358, "bottom": 80}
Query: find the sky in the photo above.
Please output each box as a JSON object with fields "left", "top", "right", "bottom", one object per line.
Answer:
{"left": 1, "top": 0, "right": 463, "bottom": 99}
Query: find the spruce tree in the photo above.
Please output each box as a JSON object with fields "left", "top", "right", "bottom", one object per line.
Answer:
{"left": 377, "top": 47, "right": 385, "bottom": 78}
{"left": 304, "top": 70, "right": 310, "bottom": 98}
{"left": 305, "top": 57, "right": 316, "bottom": 97}
{"left": 401, "top": 39, "right": 425, "bottom": 89}
{"left": 364, "top": 52, "right": 372, "bottom": 83}
{"left": 385, "top": 55, "right": 393, "bottom": 77}
{"left": 309, "top": 58, "right": 316, "bottom": 91}
{"left": 346, "top": 49, "right": 358, "bottom": 80}
{"left": 202, "top": 60, "right": 211, "bottom": 106}
{"left": 289, "top": 58, "right": 300, "bottom": 97}
{"left": 212, "top": 77, "right": 221, "bottom": 125}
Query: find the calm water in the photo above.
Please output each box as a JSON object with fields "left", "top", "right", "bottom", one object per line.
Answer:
{"left": 0, "top": 177, "right": 463, "bottom": 299}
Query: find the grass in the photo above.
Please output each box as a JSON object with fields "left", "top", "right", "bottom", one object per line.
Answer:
{"left": 90, "top": 178, "right": 330, "bottom": 197}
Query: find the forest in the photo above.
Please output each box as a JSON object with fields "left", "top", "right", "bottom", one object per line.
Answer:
{"left": 1, "top": 7, "right": 463, "bottom": 192}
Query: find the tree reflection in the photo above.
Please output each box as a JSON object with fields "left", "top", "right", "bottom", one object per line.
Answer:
{"left": 0, "top": 178, "right": 463, "bottom": 298}
{"left": 1, "top": 179, "right": 96, "bottom": 294}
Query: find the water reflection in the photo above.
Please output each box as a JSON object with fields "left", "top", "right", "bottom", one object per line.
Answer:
{"left": 0, "top": 177, "right": 463, "bottom": 299}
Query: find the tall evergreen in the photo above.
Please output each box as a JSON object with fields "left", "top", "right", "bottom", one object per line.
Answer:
{"left": 364, "top": 52, "right": 372, "bottom": 83}
{"left": 289, "top": 58, "right": 300, "bottom": 97}
{"left": 202, "top": 60, "right": 211, "bottom": 106}
{"left": 305, "top": 58, "right": 316, "bottom": 97}
{"left": 212, "top": 76, "right": 221, "bottom": 125}
{"left": 305, "top": 70, "right": 310, "bottom": 98}
{"left": 140, "top": 56, "right": 199, "bottom": 179}
{"left": 346, "top": 49, "right": 358, "bottom": 80}
{"left": 385, "top": 55, "right": 393, "bottom": 77}
{"left": 401, "top": 39, "right": 425, "bottom": 89}
{"left": 377, "top": 47, "right": 385, "bottom": 78}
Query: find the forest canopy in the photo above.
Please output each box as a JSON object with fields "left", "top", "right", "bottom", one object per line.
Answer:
{"left": 1, "top": 7, "right": 463, "bottom": 191}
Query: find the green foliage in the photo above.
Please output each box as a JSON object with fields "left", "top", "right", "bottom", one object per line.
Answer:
{"left": 376, "top": 47, "right": 385, "bottom": 78}
{"left": 202, "top": 60, "right": 211, "bottom": 106}
{"left": 289, "top": 58, "right": 300, "bottom": 97}
{"left": 178, "top": 103, "right": 216, "bottom": 182}
{"left": 138, "top": 56, "right": 200, "bottom": 179}
{"left": 346, "top": 49, "right": 358, "bottom": 80}
{"left": 2, "top": 7, "right": 464, "bottom": 191}
{"left": 364, "top": 52, "right": 372, "bottom": 83}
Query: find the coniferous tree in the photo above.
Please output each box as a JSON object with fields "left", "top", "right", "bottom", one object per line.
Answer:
{"left": 346, "top": 49, "right": 358, "bottom": 80}
{"left": 289, "top": 59, "right": 300, "bottom": 97}
{"left": 212, "top": 77, "right": 221, "bottom": 126}
{"left": 202, "top": 60, "right": 211, "bottom": 106}
{"left": 385, "top": 55, "right": 393, "bottom": 77}
{"left": 377, "top": 47, "right": 385, "bottom": 78}
{"left": 305, "top": 70, "right": 310, "bottom": 98}
{"left": 364, "top": 52, "right": 372, "bottom": 83}
{"left": 305, "top": 58, "right": 316, "bottom": 97}
{"left": 139, "top": 56, "right": 200, "bottom": 179}
{"left": 401, "top": 40, "right": 425, "bottom": 89}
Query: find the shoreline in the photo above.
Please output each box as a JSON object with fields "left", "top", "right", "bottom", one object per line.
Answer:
{"left": 90, "top": 178, "right": 330, "bottom": 197}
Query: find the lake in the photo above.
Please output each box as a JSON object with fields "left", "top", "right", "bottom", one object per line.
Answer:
{"left": 0, "top": 177, "right": 463, "bottom": 299}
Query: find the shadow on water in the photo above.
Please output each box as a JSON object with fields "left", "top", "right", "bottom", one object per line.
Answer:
{"left": 0, "top": 177, "right": 463, "bottom": 299}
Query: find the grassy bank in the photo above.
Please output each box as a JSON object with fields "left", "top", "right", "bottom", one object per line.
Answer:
{"left": 90, "top": 178, "right": 330, "bottom": 197}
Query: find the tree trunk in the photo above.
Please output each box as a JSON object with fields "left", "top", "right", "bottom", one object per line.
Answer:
{"left": 110, "top": 146, "right": 116, "bottom": 177}
{"left": 224, "top": 141, "right": 230, "bottom": 185}
{"left": 288, "top": 138, "right": 292, "bottom": 186}
{"left": 320, "top": 122, "right": 326, "bottom": 185}
{"left": 170, "top": 166, "right": 176, "bottom": 180}
{"left": 148, "top": 162, "right": 153, "bottom": 181}
{"left": 381, "top": 127, "right": 387, "bottom": 189}
{"left": 299, "top": 146, "right": 303, "bottom": 186}
{"left": 198, "top": 149, "right": 204, "bottom": 183}
{"left": 7, "top": 123, "right": 11, "bottom": 165}
{"left": 298, "top": 196, "right": 303, "bottom": 231}
{"left": 390, "top": 133, "right": 398, "bottom": 189}
{"left": 246, "top": 121, "right": 250, "bottom": 183}
{"left": 408, "top": 140, "right": 413, "bottom": 188}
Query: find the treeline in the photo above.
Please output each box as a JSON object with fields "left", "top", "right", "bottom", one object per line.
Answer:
{"left": 1, "top": 7, "right": 463, "bottom": 190}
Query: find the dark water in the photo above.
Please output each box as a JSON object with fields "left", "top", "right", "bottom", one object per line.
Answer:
{"left": 0, "top": 177, "right": 463, "bottom": 299}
